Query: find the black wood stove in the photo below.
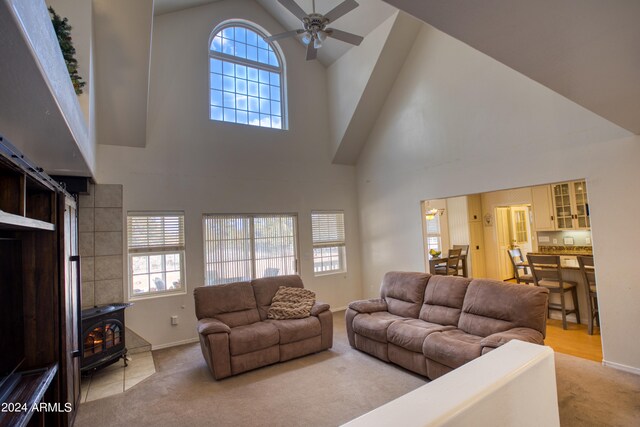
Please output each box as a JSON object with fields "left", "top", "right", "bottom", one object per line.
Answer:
{"left": 81, "top": 303, "right": 132, "bottom": 373}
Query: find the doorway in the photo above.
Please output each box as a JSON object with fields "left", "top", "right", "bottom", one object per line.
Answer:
{"left": 495, "top": 205, "right": 532, "bottom": 280}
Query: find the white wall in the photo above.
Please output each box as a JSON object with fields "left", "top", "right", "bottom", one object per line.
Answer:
{"left": 356, "top": 22, "right": 640, "bottom": 372}
{"left": 95, "top": 0, "right": 361, "bottom": 348}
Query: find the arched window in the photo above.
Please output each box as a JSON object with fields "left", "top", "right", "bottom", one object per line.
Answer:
{"left": 209, "top": 22, "right": 286, "bottom": 129}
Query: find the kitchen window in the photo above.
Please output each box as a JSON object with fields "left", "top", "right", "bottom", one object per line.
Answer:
{"left": 203, "top": 213, "right": 298, "bottom": 285}
{"left": 127, "top": 212, "right": 186, "bottom": 299}
{"left": 311, "top": 211, "right": 346, "bottom": 275}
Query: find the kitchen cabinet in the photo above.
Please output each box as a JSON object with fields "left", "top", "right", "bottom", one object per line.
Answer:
{"left": 531, "top": 186, "right": 555, "bottom": 231}
{"left": 551, "top": 180, "right": 590, "bottom": 230}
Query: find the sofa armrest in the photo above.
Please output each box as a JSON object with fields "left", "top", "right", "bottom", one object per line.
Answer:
{"left": 480, "top": 327, "right": 544, "bottom": 349}
{"left": 311, "top": 301, "right": 330, "bottom": 316}
{"left": 348, "top": 298, "right": 388, "bottom": 313}
{"left": 197, "top": 318, "right": 231, "bottom": 336}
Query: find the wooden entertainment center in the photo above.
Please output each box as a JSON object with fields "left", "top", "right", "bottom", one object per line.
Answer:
{"left": 0, "top": 136, "right": 81, "bottom": 426}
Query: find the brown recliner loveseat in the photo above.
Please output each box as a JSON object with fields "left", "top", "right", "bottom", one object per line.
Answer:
{"left": 346, "top": 272, "right": 549, "bottom": 379}
{"left": 194, "top": 275, "right": 333, "bottom": 380}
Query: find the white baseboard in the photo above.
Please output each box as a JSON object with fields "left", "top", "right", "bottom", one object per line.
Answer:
{"left": 331, "top": 306, "right": 347, "bottom": 313}
{"left": 151, "top": 337, "right": 199, "bottom": 351}
{"left": 602, "top": 360, "right": 640, "bottom": 375}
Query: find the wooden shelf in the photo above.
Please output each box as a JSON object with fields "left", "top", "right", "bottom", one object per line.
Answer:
{"left": 0, "top": 211, "right": 55, "bottom": 231}
{"left": 0, "top": 364, "right": 58, "bottom": 427}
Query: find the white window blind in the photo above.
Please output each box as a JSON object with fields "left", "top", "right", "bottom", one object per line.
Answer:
{"left": 203, "top": 214, "right": 298, "bottom": 285}
{"left": 127, "top": 212, "right": 186, "bottom": 299}
{"left": 425, "top": 214, "right": 442, "bottom": 253}
{"left": 128, "top": 212, "right": 185, "bottom": 253}
{"left": 311, "top": 211, "right": 345, "bottom": 248}
{"left": 311, "top": 211, "right": 346, "bottom": 275}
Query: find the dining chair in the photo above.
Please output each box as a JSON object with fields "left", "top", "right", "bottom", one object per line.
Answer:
{"left": 577, "top": 255, "right": 599, "bottom": 335}
{"left": 526, "top": 254, "right": 580, "bottom": 329}
{"left": 435, "top": 248, "right": 462, "bottom": 276}
{"left": 508, "top": 248, "right": 534, "bottom": 284}
{"left": 452, "top": 245, "right": 469, "bottom": 276}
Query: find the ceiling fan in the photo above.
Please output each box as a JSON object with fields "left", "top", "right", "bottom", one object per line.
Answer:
{"left": 265, "top": 0, "right": 364, "bottom": 60}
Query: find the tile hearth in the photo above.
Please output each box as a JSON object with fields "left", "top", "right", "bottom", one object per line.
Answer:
{"left": 80, "top": 351, "right": 156, "bottom": 403}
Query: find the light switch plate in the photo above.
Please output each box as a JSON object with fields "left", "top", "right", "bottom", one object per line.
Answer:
{"left": 538, "top": 236, "right": 550, "bottom": 243}
{"left": 563, "top": 237, "right": 574, "bottom": 245}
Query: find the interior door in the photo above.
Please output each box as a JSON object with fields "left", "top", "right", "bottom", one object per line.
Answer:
{"left": 509, "top": 206, "right": 533, "bottom": 256}
{"left": 495, "top": 207, "right": 513, "bottom": 280}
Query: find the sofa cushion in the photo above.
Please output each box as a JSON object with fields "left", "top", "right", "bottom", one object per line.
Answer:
{"left": 251, "top": 275, "right": 305, "bottom": 320}
{"left": 419, "top": 275, "right": 471, "bottom": 326}
{"left": 229, "top": 322, "right": 279, "bottom": 356}
{"left": 422, "top": 329, "right": 483, "bottom": 369}
{"left": 267, "top": 317, "right": 321, "bottom": 344}
{"left": 352, "top": 311, "right": 405, "bottom": 343}
{"left": 348, "top": 298, "right": 388, "bottom": 313}
{"left": 194, "top": 282, "right": 260, "bottom": 327}
{"left": 267, "top": 286, "right": 316, "bottom": 320}
{"left": 380, "top": 271, "right": 430, "bottom": 318}
{"left": 458, "top": 279, "right": 549, "bottom": 338}
{"left": 387, "top": 319, "right": 454, "bottom": 353}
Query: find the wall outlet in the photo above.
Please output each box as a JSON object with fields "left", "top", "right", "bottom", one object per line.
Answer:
{"left": 171, "top": 315, "right": 179, "bottom": 325}
{"left": 552, "top": 239, "right": 558, "bottom": 244}
{"left": 586, "top": 237, "right": 591, "bottom": 244}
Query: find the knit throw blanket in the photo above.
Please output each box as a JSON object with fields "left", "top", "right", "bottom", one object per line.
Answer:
{"left": 267, "top": 286, "right": 316, "bottom": 320}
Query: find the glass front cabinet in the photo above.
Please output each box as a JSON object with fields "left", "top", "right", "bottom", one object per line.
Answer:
{"left": 551, "top": 180, "right": 590, "bottom": 230}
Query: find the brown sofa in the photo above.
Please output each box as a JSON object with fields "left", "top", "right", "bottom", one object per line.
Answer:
{"left": 194, "top": 275, "right": 333, "bottom": 379}
{"left": 346, "top": 272, "right": 549, "bottom": 379}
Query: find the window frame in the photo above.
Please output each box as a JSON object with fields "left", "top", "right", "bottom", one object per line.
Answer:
{"left": 425, "top": 214, "right": 443, "bottom": 254}
{"left": 202, "top": 213, "right": 299, "bottom": 285}
{"left": 208, "top": 21, "right": 288, "bottom": 129}
{"left": 311, "top": 210, "right": 347, "bottom": 276}
{"left": 126, "top": 211, "right": 187, "bottom": 301}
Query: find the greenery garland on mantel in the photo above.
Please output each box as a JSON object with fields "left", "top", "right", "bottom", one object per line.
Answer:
{"left": 49, "top": 6, "right": 86, "bottom": 95}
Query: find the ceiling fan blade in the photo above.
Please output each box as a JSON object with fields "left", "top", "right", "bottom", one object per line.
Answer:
{"left": 277, "top": 0, "right": 308, "bottom": 21}
{"left": 326, "top": 28, "right": 364, "bottom": 46}
{"left": 306, "top": 43, "right": 318, "bottom": 61}
{"left": 324, "top": 0, "right": 359, "bottom": 23}
{"left": 265, "top": 29, "right": 305, "bottom": 42}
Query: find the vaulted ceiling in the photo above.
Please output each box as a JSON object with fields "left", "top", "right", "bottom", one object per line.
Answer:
{"left": 155, "top": 0, "right": 397, "bottom": 66}
{"left": 384, "top": 0, "right": 640, "bottom": 135}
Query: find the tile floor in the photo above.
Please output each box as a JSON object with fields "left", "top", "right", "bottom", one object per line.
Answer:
{"left": 80, "top": 351, "right": 156, "bottom": 403}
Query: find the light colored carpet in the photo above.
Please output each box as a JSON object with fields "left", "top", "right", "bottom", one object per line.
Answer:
{"left": 75, "top": 312, "right": 640, "bottom": 426}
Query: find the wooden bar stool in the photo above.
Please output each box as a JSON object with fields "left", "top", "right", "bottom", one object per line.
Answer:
{"left": 527, "top": 254, "right": 580, "bottom": 329}
{"left": 508, "top": 248, "right": 534, "bottom": 284}
{"left": 577, "top": 255, "right": 599, "bottom": 335}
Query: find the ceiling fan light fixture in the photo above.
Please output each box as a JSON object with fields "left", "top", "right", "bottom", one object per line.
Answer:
{"left": 313, "top": 35, "right": 323, "bottom": 49}
{"left": 301, "top": 32, "right": 312, "bottom": 45}
{"left": 317, "top": 30, "right": 327, "bottom": 42}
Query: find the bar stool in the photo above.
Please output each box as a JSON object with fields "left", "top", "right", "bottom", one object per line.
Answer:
{"left": 577, "top": 255, "right": 599, "bottom": 335}
{"left": 527, "top": 254, "right": 580, "bottom": 330}
{"left": 508, "top": 248, "right": 534, "bottom": 284}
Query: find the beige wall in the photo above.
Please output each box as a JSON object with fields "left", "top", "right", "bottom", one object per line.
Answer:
{"left": 356, "top": 22, "right": 639, "bottom": 372}
{"left": 95, "top": 0, "right": 362, "bottom": 348}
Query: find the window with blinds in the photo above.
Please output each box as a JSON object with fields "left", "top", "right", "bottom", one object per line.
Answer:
{"left": 311, "top": 211, "right": 346, "bottom": 275}
{"left": 425, "top": 214, "right": 442, "bottom": 253}
{"left": 127, "top": 212, "right": 186, "bottom": 299}
{"left": 203, "top": 214, "right": 298, "bottom": 285}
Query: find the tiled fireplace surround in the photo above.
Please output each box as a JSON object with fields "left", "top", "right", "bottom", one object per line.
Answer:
{"left": 79, "top": 184, "right": 124, "bottom": 309}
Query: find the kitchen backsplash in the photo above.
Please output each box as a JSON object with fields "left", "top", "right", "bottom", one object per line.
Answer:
{"left": 536, "top": 230, "right": 592, "bottom": 247}
{"left": 537, "top": 245, "right": 593, "bottom": 254}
